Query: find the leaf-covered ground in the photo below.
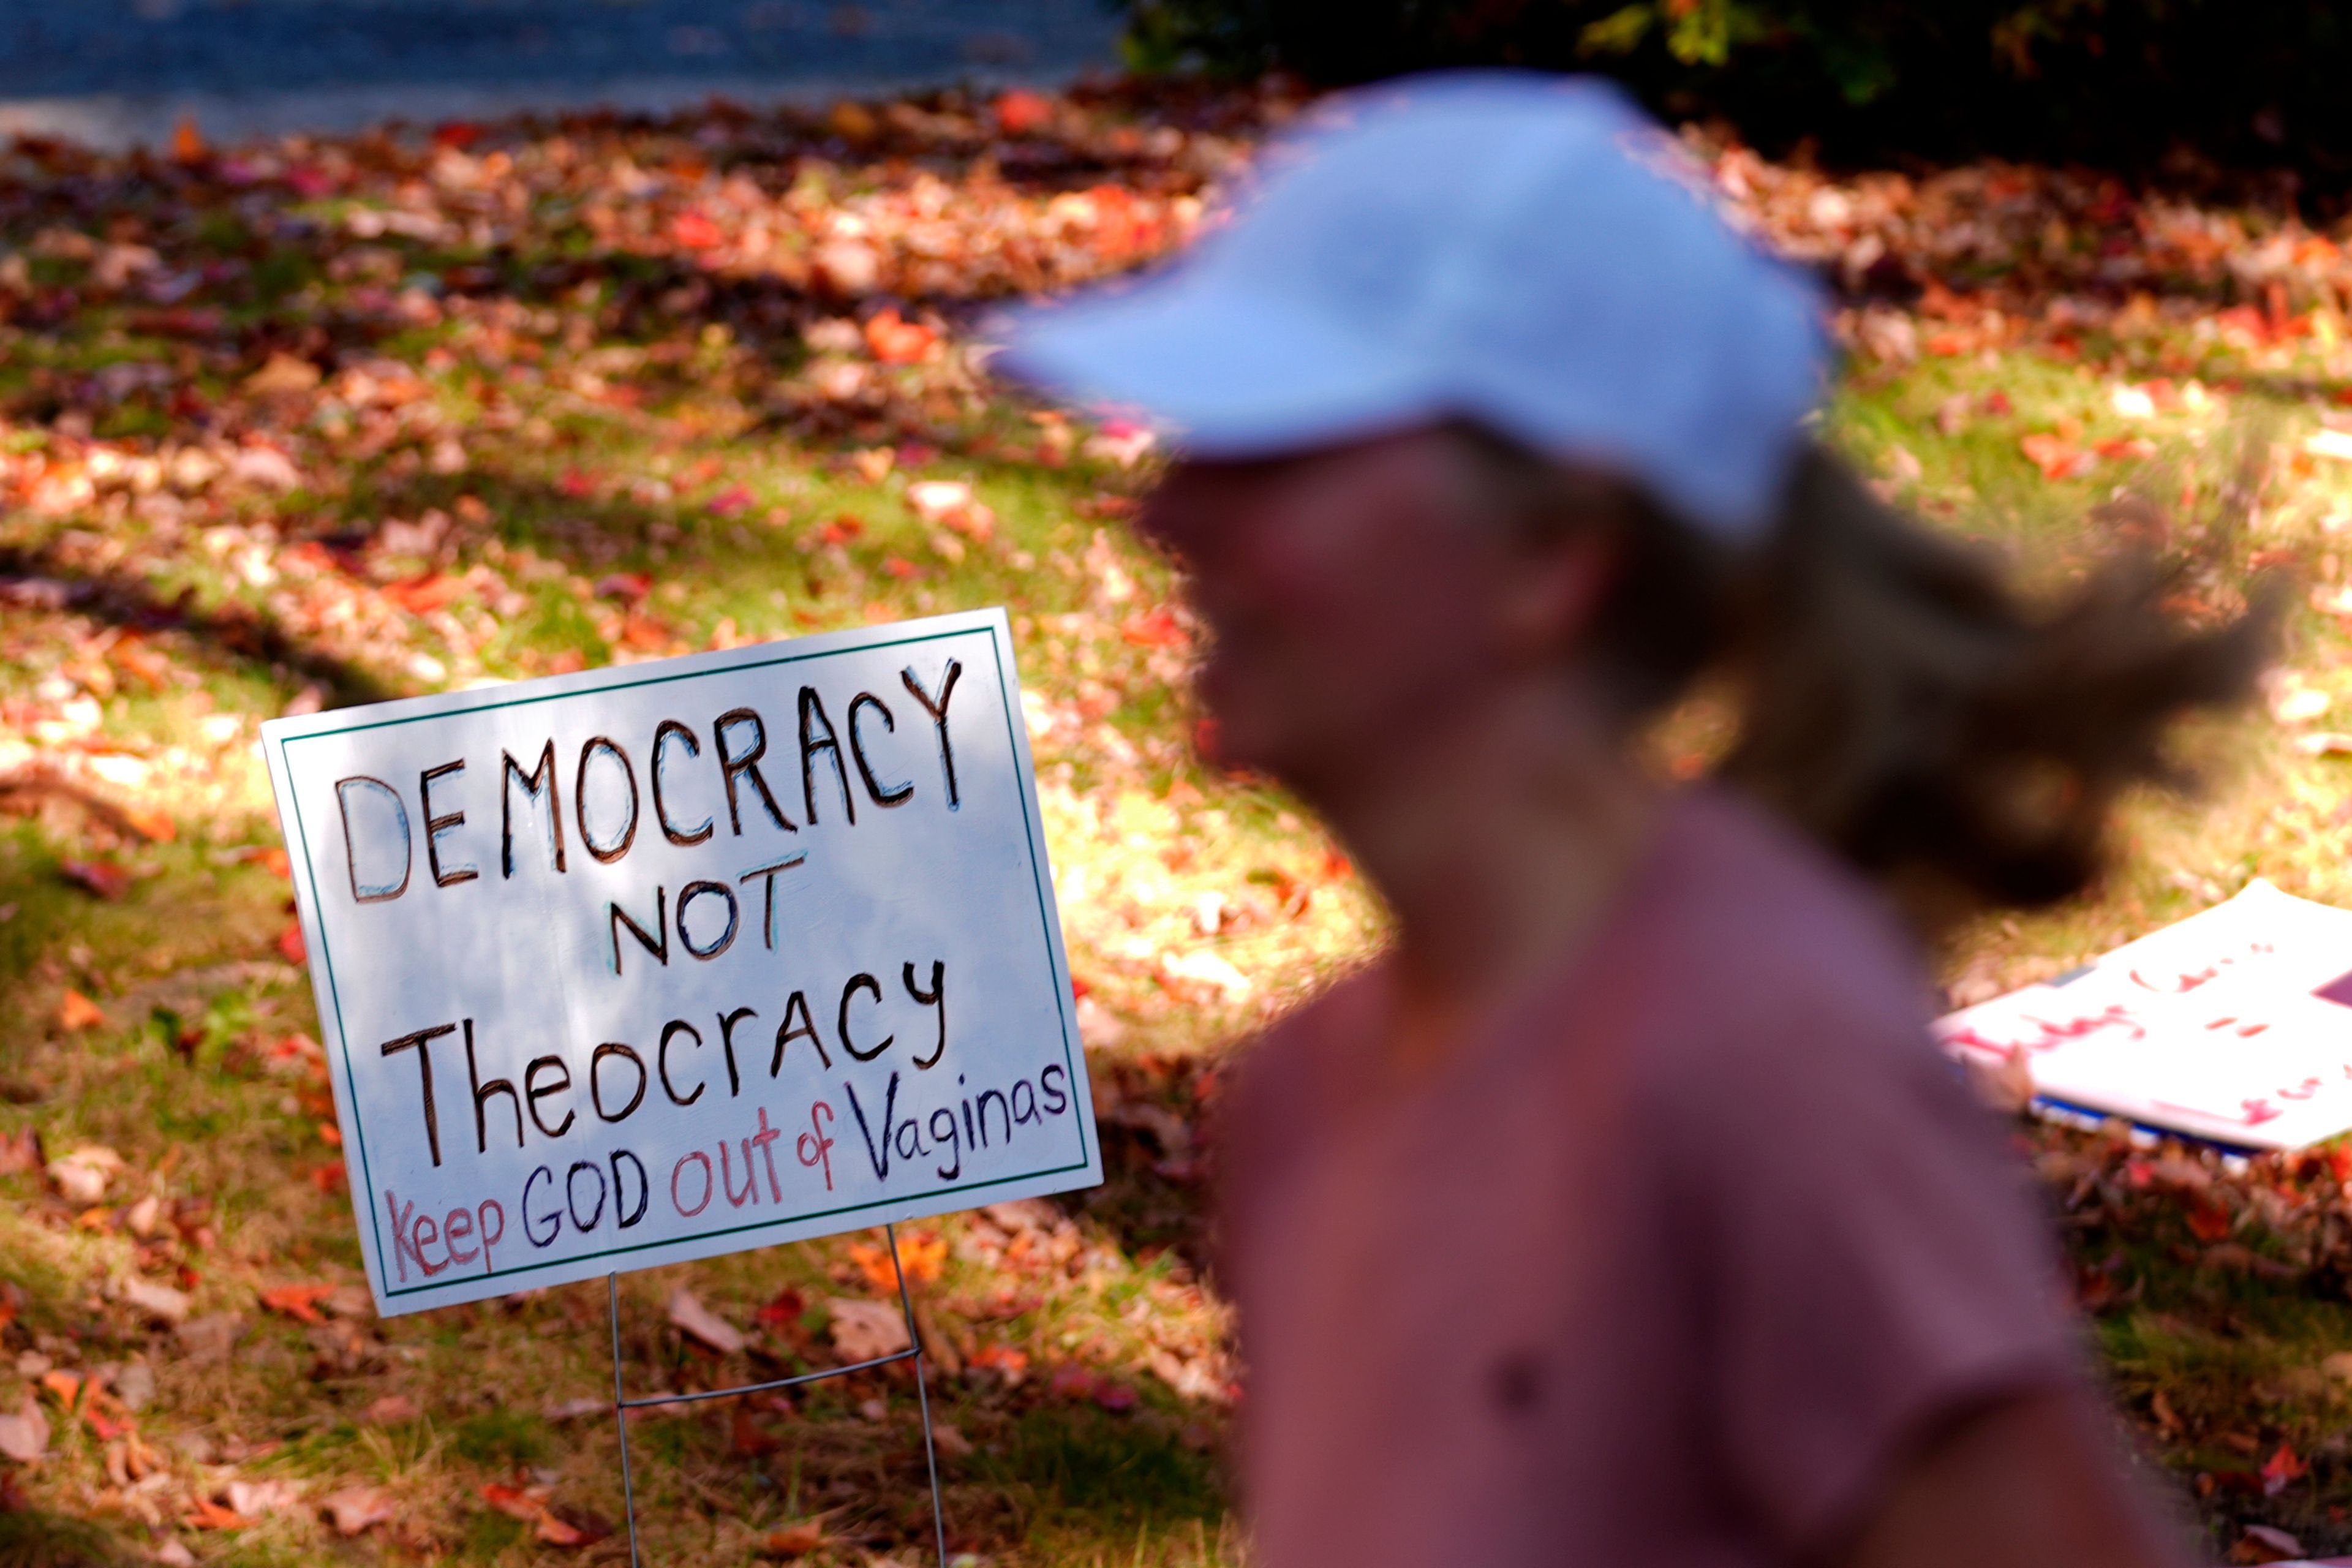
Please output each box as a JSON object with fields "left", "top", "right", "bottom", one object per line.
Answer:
{"left": 3, "top": 80, "right": 2352, "bottom": 1567}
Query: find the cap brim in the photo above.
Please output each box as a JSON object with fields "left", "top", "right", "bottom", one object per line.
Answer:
{"left": 998, "top": 271, "right": 1435, "bottom": 459}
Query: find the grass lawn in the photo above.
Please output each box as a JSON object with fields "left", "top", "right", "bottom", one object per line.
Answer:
{"left": 2, "top": 80, "right": 2352, "bottom": 1566}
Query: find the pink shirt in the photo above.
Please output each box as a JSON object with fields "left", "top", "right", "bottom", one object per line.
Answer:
{"left": 1218, "top": 790, "right": 2082, "bottom": 1567}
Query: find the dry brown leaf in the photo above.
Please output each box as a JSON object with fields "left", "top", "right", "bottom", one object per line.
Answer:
{"left": 2234, "top": 1522, "right": 2303, "bottom": 1563}
{"left": 59, "top": 859, "right": 131, "bottom": 900}
{"left": 323, "top": 1485, "right": 396, "bottom": 1537}
{"left": 243, "top": 353, "right": 322, "bottom": 397}
{"left": 665, "top": 1287, "right": 745, "bottom": 1355}
{"left": 825, "top": 1297, "right": 911, "bottom": 1363}
{"left": 322, "top": 1285, "right": 373, "bottom": 1321}
{"left": 176, "top": 1314, "right": 244, "bottom": 1364}
{"left": 912, "top": 1303, "right": 962, "bottom": 1378}
{"left": 0, "top": 1400, "right": 48, "bottom": 1463}
{"left": 480, "top": 1483, "right": 603, "bottom": 1550}
{"left": 46, "top": 1145, "right": 121, "bottom": 1202}
{"left": 535, "top": 1510, "right": 588, "bottom": 1547}
{"left": 0, "top": 1129, "right": 41, "bottom": 1176}
{"left": 730, "top": 1404, "right": 783, "bottom": 1457}
{"left": 115, "top": 1275, "right": 190, "bottom": 1325}
{"left": 226, "top": 1479, "right": 301, "bottom": 1517}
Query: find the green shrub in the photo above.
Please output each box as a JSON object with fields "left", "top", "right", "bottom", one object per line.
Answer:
{"left": 1117, "top": 1, "right": 2352, "bottom": 188}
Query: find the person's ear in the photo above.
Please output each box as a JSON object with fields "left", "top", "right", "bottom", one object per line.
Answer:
{"left": 1494, "top": 524, "right": 1619, "bottom": 665}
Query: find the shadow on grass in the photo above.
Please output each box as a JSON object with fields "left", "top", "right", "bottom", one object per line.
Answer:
{"left": 975, "top": 1406, "right": 1221, "bottom": 1532}
{"left": 0, "top": 1510, "right": 131, "bottom": 1568}
{"left": 0, "top": 538, "right": 393, "bottom": 709}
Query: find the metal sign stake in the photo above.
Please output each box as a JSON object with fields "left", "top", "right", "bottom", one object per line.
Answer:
{"left": 606, "top": 1223, "right": 949, "bottom": 1566}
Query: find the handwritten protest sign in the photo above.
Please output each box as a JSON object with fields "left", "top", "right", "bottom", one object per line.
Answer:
{"left": 1936, "top": 880, "right": 2352, "bottom": 1150}
{"left": 262, "top": 609, "right": 1098, "bottom": 1315}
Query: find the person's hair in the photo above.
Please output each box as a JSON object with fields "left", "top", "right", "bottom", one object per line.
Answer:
{"left": 1460, "top": 428, "right": 2274, "bottom": 921}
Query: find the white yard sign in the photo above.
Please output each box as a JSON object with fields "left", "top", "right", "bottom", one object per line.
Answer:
{"left": 1936, "top": 880, "right": 2352, "bottom": 1150}
{"left": 262, "top": 609, "right": 1099, "bottom": 1316}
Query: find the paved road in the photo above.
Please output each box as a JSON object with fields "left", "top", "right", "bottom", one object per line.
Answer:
{"left": 0, "top": 0, "right": 1123, "bottom": 149}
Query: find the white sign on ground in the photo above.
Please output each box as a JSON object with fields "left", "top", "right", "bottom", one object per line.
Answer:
{"left": 262, "top": 609, "right": 1099, "bottom": 1316}
{"left": 1936, "top": 880, "right": 2352, "bottom": 1151}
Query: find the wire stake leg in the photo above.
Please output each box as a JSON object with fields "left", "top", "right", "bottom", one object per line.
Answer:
{"left": 605, "top": 1231, "right": 948, "bottom": 1566}
{"left": 610, "top": 1273, "right": 643, "bottom": 1568}
{"left": 887, "top": 1221, "right": 952, "bottom": 1567}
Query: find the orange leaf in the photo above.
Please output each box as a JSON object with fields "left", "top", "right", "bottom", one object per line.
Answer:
{"left": 671, "top": 211, "right": 725, "bottom": 251}
{"left": 991, "top": 89, "right": 1053, "bottom": 136}
{"left": 846, "top": 1232, "right": 944, "bottom": 1293}
{"left": 57, "top": 990, "right": 105, "bottom": 1031}
{"left": 897, "top": 1231, "right": 946, "bottom": 1283}
{"left": 846, "top": 1242, "right": 899, "bottom": 1295}
{"left": 619, "top": 611, "right": 669, "bottom": 650}
{"left": 275, "top": 922, "right": 307, "bottom": 965}
{"left": 2264, "top": 1442, "right": 2309, "bottom": 1495}
{"left": 1120, "top": 608, "right": 1186, "bottom": 649}
{"left": 382, "top": 572, "right": 464, "bottom": 614}
{"left": 186, "top": 1497, "right": 250, "bottom": 1531}
{"left": 123, "top": 808, "right": 176, "bottom": 843}
{"left": 760, "top": 1521, "right": 826, "bottom": 1557}
{"left": 862, "top": 308, "right": 937, "bottom": 365}
{"left": 2019, "top": 432, "right": 2094, "bottom": 481}
{"left": 259, "top": 1283, "right": 335, "bottom": 1324}
{"left": 257, "top": 846, "right": 292, "bottom": 878}
{"left": 39, "top": 1371, "right": 81, "bottom": 1410}
{"left": 480, "top": 1483, "right": 541, "bottom": 1522}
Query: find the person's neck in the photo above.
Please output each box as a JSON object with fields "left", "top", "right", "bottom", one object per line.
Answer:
{"left": 1305, "top": 682, "right": 1662, "bottom": 1068}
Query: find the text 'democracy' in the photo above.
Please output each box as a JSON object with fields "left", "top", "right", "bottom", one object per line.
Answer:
{"left": 262, "top": 609, "right": 1099, "bottom": 1315}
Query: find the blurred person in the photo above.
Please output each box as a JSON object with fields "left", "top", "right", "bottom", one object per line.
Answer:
{"left": 1005, "top": 75, "right": 2261, "bottom": 1568}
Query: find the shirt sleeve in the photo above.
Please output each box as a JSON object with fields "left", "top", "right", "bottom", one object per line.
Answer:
{"left": 1675, "top": 992, "right": 2086, "bottom": 1559}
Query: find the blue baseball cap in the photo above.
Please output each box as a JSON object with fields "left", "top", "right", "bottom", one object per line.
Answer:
{"left": 998, "top": 72, "right": 1831, "bottom": 543}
